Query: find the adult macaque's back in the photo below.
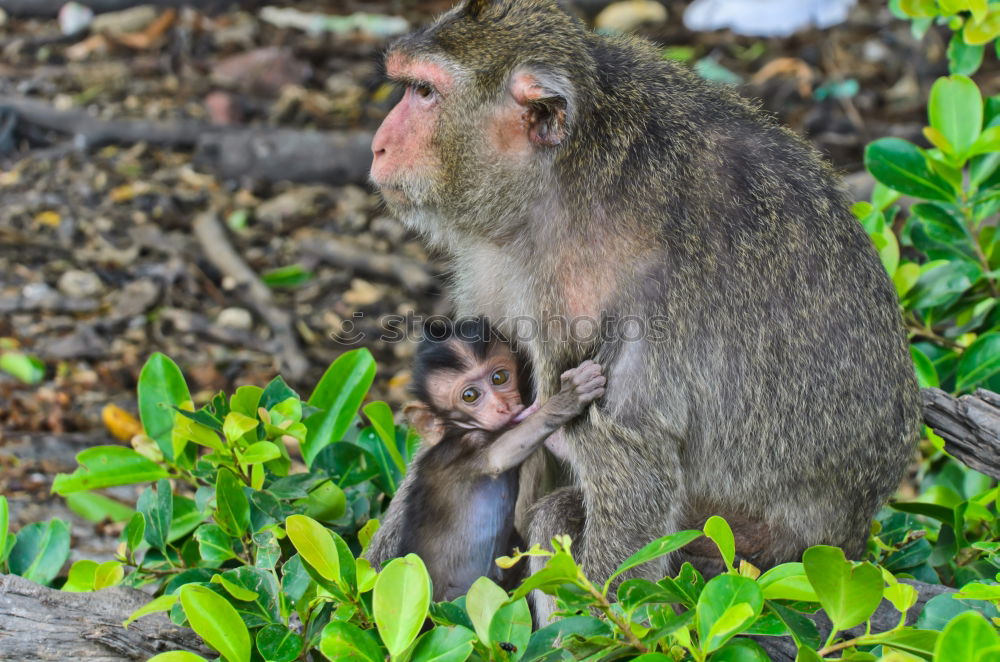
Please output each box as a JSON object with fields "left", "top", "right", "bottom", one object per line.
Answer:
{"left": 369, "top": 0, "right": 920, "bottom": 594}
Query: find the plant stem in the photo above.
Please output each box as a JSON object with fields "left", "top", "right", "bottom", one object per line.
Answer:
{"left": 578, "top": 574, "right": 649, "bottom": 653}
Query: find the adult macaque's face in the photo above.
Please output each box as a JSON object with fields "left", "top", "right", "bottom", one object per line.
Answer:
{"left": 370, "top": 53, "right": 455, "bottom": 210}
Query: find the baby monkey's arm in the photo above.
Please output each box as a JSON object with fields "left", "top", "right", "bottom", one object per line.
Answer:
{"left": 482, "top": 360, "right": 605, "bottom": 477}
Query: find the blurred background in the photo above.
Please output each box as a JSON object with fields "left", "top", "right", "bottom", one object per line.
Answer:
{"left": 0, "top": 0, "right": 997, "bottom": 561}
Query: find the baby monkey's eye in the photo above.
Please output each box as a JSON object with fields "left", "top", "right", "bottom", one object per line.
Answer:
{"left": 491, "top": 369, "right": 510, "bottom": 385}
{"left": 462, "top": 387, "right": 481, "bottom": 403}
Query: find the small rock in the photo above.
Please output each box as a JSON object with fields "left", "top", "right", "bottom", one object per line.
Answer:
{"left": 342, "top": 278, "right": 381, "bottom": 307}
{"left": 204, "top": 90, "right": 243, "bottom": 125}
{"left": 212, "top": 47, "right": 310, "bottom": 97}
{"left": 57, "top": 269, "right": 103, "bottom": 299}
{"left": 91, "top": 5, "right": 158, "bottom": 36}
{"left": 112, "top": 279, "right": 160, "bottom": 318}
{"left": 257, "top": 186, "right": 333, "bottom": 226}
{"left": 595, "top": 0, "right": 668, "bottom": 33}
{"left": 217, "top": 307, "right": 254, "bottom": 330}
{"left": 211, "top": 11, "right": 258, "bottom": 48}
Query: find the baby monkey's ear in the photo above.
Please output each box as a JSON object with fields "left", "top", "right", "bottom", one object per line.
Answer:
{"left": 403, "top": 401, "right": 445, "bottom": 446}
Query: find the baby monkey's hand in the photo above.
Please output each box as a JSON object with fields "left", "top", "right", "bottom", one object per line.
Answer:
{"left": 543, "top": 360, "right": 606, "bottom": 427}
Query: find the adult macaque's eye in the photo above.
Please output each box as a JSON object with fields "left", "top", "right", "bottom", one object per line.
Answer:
{"left": 491, "top": 369, "right": 510, "bottom": 386}
{"left": 413, "top": 83, "right": 434, "bottom": 99}
{"left": 462, "top": 387, "right": 481, "bottom": 403}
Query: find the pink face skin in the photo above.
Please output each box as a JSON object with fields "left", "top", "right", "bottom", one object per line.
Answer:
{"left": 425, "top": 344, "right": 525, "bottom": 432}
{"left": 370, "top": 54, "right": 455, "bottom": 199}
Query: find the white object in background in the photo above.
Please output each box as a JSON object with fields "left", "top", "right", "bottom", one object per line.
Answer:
{"left": 58, "top": 2, "right": 94, "bottom": 35}
{"left": 683, "top": 0, "right": 857, "bottom": 37}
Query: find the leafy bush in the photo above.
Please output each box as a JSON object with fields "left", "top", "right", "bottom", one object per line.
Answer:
{"left": 860, "top": 1, "right": 1000, "bottom": 394}
{"left": 0, "top": 351, "right": 996, "bottom": 661}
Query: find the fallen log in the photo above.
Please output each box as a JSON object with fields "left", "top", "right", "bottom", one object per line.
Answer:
{"left": 922, "top": 388, "right": 1000, "bottom": 479}
{"left": 0, "top": 574, "right": 211, "bottom": 661}
{"left": 0, "top": 95, "right": 373, "bottom": 186}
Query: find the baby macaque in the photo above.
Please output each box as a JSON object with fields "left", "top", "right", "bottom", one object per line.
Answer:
{"left": 364, "top": 317, "right": 604, "bottom": 601}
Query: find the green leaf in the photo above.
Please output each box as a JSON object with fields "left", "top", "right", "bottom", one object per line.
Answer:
{"left": 957, "top": 331, "right": 1000, "bottom": 391}
{"left": 7, "top": 519, "right": 71, "bottom": 586}
{"left": 704, "top": 516, "right": 736, "bottom": 572}
{"left": 261, "top": 263, "right": 313, "bottom": 288}
{"left": 179, "top": 584, "right": 251, "bottom": 662}
{"left": 147, "top": 653, "right": 209, "bottom": 662}
{"left": 138, "top": 479, "right": 173, "bottom": 552}
{"left": 223, "top": 412, "right": 259, "bottom": 445}
{"left": 466, "top": 576, "right": 509, "bottom": 646}
{"left": 488, "top": 596, "right": 532, "bottom": 659}
{"left": 802, "top": 546, "right": 883, "bottom": 632}
{"left": 910, "top": 345, "right": 940, "bottom": 389}
{"left": 285, "top": 515, "right": 341, "bottom": 583}
{"left": 757, "top": 564, "right": 818, "bottom": 602}
{"left": 255, "top": 623, "right": 303, "bottom": 662}
{"left": 211, "top": 573, "right": 259, "bottom": 601}
{"left": 374, "top": 554, "right": 432, "bottom": 657}
{"left": 929, "top": 75, "right": 983, "bottom": 158}
{"left": 522, "top": 616, "right": 612, "bottom": 661}
{"left": 508, "top": 544, "right": 580, "bottom": 602}
{"left": 935, "top": 611, "right": 1000, "bottom": 660}
{"left": 605, "top": 529, "right": 702, "bottom": 589}
{"left": 62, "top": 559, "right": 98, "bottom": 592}
{"left": 229, "top": 385, "right": 263, "bottom": 417}
{"left": 0, "top": 496, "right": 9, "bottom": 562}
{"left": 302, "top": 348, "right": 376, "bottom": 467}
{"left": 240, "top": 441, "right": 281, "bottom": 464}
{"left": 215, "top": 469, "right": 250, "bottom": 538}
{"left": 65, "top": 491, "right": 135, "bottom": 523}
{"left": 296, "top": 479, "right": 347, "bottom": 523}
{"left": 948, "top": 30, "right": 985, "bottom": 75}
{"left": 865, "top": 138, "right": 955, "bottom": 201}
{"left": 123, "top": 594, "right": 179, "bottom": 628}
{"left": 965, "top": 9, "right": 1000, "bottom": 44}
{"left": 319, "top": 621, "right": 384, "bottom": 662}
{"left": 0, "top": 352, "right": 45, "bottom": 384}
{"left": 917, "top": 592, "right": 999, "bottom": 629}
{"left": 409, "top": 626, "right": 476, "bottom": 662}
{"left": 122, "top": 511, "right": 145, "bottom": 558}
{"left": 695, "top": 575, "right": 764, "bottom": 653}
{"left": 899, "top": 0, "right": 937, "bottom": 17}
{"left": 709, "top": 638, "right": 770, "bottom": 661}
{"left": 767, "top": 601, "right": 821, "bottom": 649}
{"left": 970, "top": 126, "right": 1000, "bottom": 156}
{"left": 904, "top": 260, "right": 982, "bottom": 310}
{"left": 363, "top": 401, "right": 407, "bottom": 474}
{"left": 138, "top": 353, "right": 192, "bottom": 462}
{"left": 52, "top": 446, "right": 169, "bottom": 494}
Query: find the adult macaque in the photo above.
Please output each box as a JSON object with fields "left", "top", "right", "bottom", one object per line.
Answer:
{"left": 365, "top": 318, "right": 604, "bottom": 601}
{"left": 369, "top": 0, "right": 920, "bottom": 617}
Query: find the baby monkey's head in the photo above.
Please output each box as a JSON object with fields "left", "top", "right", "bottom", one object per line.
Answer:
{"left": 407, "top": 317, "right": 528, "bottom": 442}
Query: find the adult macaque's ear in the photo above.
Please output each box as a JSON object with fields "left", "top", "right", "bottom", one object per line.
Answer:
{"left": 510, "top": 69, "right": 572, "bottom": 147}
{"left": 403, "top": 401, "right": 445, "bottom": 446}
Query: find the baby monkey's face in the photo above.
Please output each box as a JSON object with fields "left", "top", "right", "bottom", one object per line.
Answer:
{"left": 428, "top": 343, "right": 525, "bottom": 431}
